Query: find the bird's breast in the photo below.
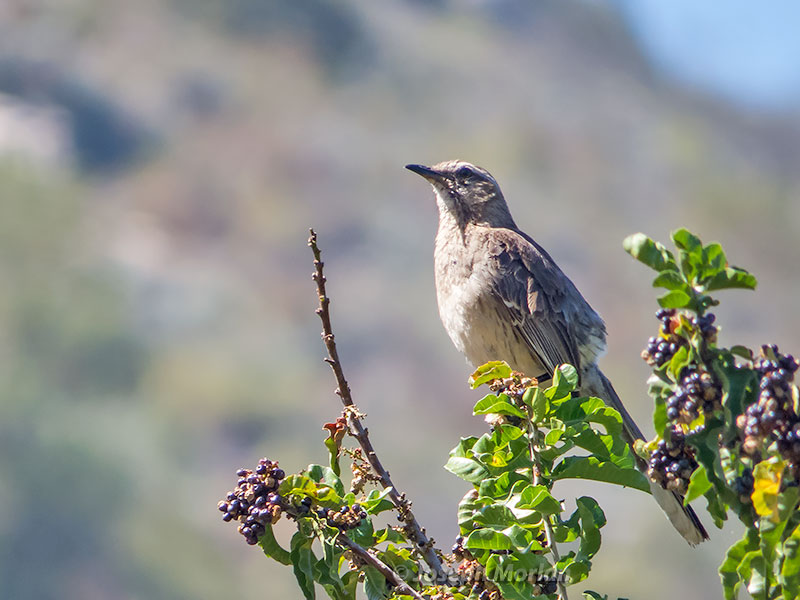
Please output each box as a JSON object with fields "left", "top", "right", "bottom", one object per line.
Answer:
{"left": 434, "top": 253, "right": 530, "bottom": 371}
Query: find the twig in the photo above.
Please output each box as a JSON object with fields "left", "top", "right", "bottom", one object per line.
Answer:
{"left": 336, "top": 534, "right": 425, "bottom": 600}
{"left": 308, "top": 229, "right": 446, "bottom": 582}
{"left": 528, "top": 422, "right": 569, "bottom": 600}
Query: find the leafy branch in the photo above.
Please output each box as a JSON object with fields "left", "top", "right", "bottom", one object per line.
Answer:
{"left": 626, "top": 228, "right": 800, "bottom": 600}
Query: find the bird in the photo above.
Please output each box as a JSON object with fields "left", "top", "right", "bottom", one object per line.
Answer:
{"left": 406, "top": 159, "right": 708, "bottom": 546}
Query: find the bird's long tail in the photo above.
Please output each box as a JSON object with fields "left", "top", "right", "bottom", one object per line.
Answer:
{"left": 582, "top": 365, "right": 709, "bottom": 546}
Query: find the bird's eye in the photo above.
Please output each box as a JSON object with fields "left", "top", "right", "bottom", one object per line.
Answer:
{"left": 456, "top": 166, "right": 475, "bottom": 180}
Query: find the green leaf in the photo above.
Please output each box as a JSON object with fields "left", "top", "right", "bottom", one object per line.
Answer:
{"left": 479, "top": 472, "right": 527, "bottom": 501}
{"left": 704, "top": 488, "right": 729, "bottom": 529}
{"left": 363, "top": 565, "right": 389, "bottom": 600}
{"left": 746, "top": 554, "right": 766, "bottom": 597}
{"left": 667, "top": 345, "right": 691, "bottom": 382}
{"left": 280, "top": 474, "right": 318, "bottom": 498}
{"left": 259, "top": 523, "right": 292, "bottom": 565}
{"left": 781, "top": 522, "right": 800, "bottom": 599}
{"left": 700, "top": 242, "right": 727, "bottom": 280}
{"left": 514, "top": 484, "right": 562, "bottom": 515}
{"left": 470, "top": 361, "right": 512, "bottom": 389}
{"left": 290, "top": 532, "right": 317, "bottom": 600}
{"left": 323, "top": 435, "right": 341, "bottom": 476}
{"left": 444, "top": 456, "right": 491, "bottom": 483}
{"left": 719, "top": 529, "right": 759, "bottom": 600}
{"left": 705, "top": 267, "right": 757, "bottom": 291}
{"left": 545, "top": 364, "right": 579, "bottom": 400}
{"left": 575, "top": 496, "right": 605, "bottom": 560}
{"left": 671, "top": 228, "right": 702, "bottom": 253}
{"left": 473, "top": 394, "right": 527, "bottom": 418}
{"left": 657, "top": 289, "right": 692, "bottom": 309}
{"left": 373, "top": 527, "right": 405, "bottom": 544}
{"left": 652, "top": 270, "right": 689, "bottom": 291}
{"left": 486, "top": 553, "right": 551, "bottom": 600}
{"left": 457, "top": 490, "right": 482, "bottom": 531}
{"left": 729, "top": 345, "right": 754, "bottom": 361}
{"left": 362, "top": 488, "right": 394, "bottom": 515}
{"left": 307, "top": 464, "right": 346, "bottom": 498}
{"left": 623, "top": 233, "right": 678, "bottom": 272}
{"left": 652, "top": 394, "right": 667, "bottom": 436}
{"left": 465, "top": 528, "right": 513, "bottom": 551}
{"left": 685, "top": 464, "right": 712, "bottom": 504}
{"left": 348, "top": 516, "right": 375, "bottom": 548}
{"left": 583, "top": 592, "right": 609, "bottom": 600}
{"left": 314, "top": 534, "right": 349, "bottom": 600}
{"left": 551, "top": 456, "right": 650, "bottom": 492}
{"left": 472, "top": 503, "right": 518, "bottom": 529}
{"left": 502, "top": 523, "right": 543, "bottom": 551}
{"left": 525, "top": 387, "right": 549, "bottom": 422}
{"left": 450, "top": 436, "right": 479, "bottom": 458}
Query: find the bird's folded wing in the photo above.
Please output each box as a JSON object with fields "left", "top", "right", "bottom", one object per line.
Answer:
{"left": 488, "top": 230, "right": 582, "bottom": 377}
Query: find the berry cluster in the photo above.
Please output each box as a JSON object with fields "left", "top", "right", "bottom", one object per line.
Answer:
{"left": 733, "top": 468, "right": 755, "bottom": 503}
{"left": 486, "top": 373, "right": 536, "bottom": 427}
{"left": 451, "top": 535, "right": 473, "bottom": 562}
{"left": 642, "top": 310, "right": 719, "bottom": 368}
{"left": 488, "top": 373, "right": 537, "bottom": 398}
{"left": 666, "top": 366, "right": 722, "bottom": 426}
{"left": 455, "top": 558, "right": 500, "bottom": 600}
{"left": 642, "top": 309, "right": 684, "bottom": 367}
{"left": 647, "top": 427, "right": 698, "bottom": 494}
{"left": 218, "top": 458, "right": 286, "bottom": 545}
{"left": 738, "top": 346, "right": 800, "bottom": 471}
{"left": 693, "top": 313, "right": 718, "bottom": 344}
{"left": 316, "top": 503, "right": 367, "bottom": 531}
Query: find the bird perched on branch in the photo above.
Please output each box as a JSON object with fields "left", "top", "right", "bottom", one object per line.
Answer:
{"left": 406, "top": 159, "right": 708, "bottom": 546}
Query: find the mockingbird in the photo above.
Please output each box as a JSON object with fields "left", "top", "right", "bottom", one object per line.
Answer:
{"left": 406, "top": 159, "right": 708, "bottom": 545}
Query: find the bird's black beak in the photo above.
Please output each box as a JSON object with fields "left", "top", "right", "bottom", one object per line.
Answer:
{"left": 405, "top": 164, "right": 447, "bottom": 181}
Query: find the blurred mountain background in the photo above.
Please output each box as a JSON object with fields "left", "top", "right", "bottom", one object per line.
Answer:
{"left": 0, "top": 1, "right": 798, "bottom": 598}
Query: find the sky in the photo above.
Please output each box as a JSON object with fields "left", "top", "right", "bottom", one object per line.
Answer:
{"left": 615, "top": 0, "right": 800, "bottom": 112}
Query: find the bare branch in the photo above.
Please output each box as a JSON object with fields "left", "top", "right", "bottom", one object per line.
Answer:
{"left": 336, "top": 534, "right": 426, "bottom": 600}
{"left": 308, "top": 229, "right": 446, "bottom": 582}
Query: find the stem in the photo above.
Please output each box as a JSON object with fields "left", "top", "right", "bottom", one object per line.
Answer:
{"left": 308, "top": 229, "right": 446, "bottom": 582}
{"left": 528, "top": 420, "right": 569, "bottom": 600}
{"left": 336, "top": 534, "right": 426, "bottom": 600}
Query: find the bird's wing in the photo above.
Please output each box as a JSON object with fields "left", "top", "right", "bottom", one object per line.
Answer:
{"left": 486, "top": 229, "right": 584, "bottom": 378}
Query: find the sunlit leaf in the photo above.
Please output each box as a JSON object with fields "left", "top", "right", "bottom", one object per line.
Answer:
{"left": 623, "top": 233, "right": 678, "bottom": 272}
{"left": 781, "top": 522, "right": 800, "bottom": 598}
{"left": 473, "top": 394, "right": 527, "bottom": 418}
{"left": 706, "top": 267, "right": 757, "bottom": 291}
{"left": 545, "top": 364, "right": 579, "bottom": 400}
{"left": 514, "top": 484, "right": 562, "bottom": 515}
{"left": 362, "top": 488, "right": 394, "bottom": 515}
{"left": 259, "top": 523, "right": 292, "bottom": 565}
{"left": 658, "top": 289, "right": 692, "bottom": 309}
{"left": 551, "top": 456, "right": 649, "bottom": 492}
{"left": 465, "top": 528, "right": 512, "bottom": 551}
{"left": 752, "top": 460, "right": 785, "bottom": 522}
{"left": 652, "top": 270, "right": 688, "bottom": 291}
{"left": 290, "top": 532, "right": 317, "bottom": 600}
{"left": 685, "top": 464, "right": 712, "bottom": 504}
{"left": 445, "top": 456, "right": 491, "bottom": 483}
{"left": 719, "top": 529, "right": 759, "bottom": 600}
{"left": 671, "top": 228, "right": 702, "bottom": 253}
{"left": 470, "top": 361, "right": 512, "bottom": 389}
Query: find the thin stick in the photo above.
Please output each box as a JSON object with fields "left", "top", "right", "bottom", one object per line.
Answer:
{"left": 308, "top": 229, "right": 446, "bottom": 582}
{"left": 336, "top": 534, "right": 425, "bottom": 600}
{"left": 529, "top": 422, "right": 569, "bottom": 600}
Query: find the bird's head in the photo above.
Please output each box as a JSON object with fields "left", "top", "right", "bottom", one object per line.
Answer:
{"left": 406, "top": 160, "right": 516, "bottom": 229}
